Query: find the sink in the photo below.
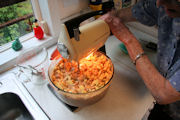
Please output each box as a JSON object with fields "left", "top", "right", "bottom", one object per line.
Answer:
{"left": 0, "top": 73, "right": 49, "bottom": 120}
{"left": 0, "top": 92, "right": 34, "bottom": 120}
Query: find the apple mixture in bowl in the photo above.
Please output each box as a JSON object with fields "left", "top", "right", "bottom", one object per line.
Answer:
{"left": 48, "top": 51, "right": 113, "bottom": 107}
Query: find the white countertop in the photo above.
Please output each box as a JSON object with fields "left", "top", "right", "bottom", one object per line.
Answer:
{"left": 0, "top": 23, "right": 158, "bottom": 119}
{"left": 13, "top": 35, "right": 156, "bottom": 120}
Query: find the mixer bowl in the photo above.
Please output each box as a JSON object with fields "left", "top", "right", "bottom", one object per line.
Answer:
{"left": 48, "top": 52, "right": 114, "bottom": 107}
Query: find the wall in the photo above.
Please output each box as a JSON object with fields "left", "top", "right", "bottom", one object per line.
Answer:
{"left": 36, "top": 0, "right": 158, "bottom": 43}
{"left": 37, "top": 0, "right": 89, "bottom": 37}
{"left": 58, "top": 0, "right": 89, "bottom": 19}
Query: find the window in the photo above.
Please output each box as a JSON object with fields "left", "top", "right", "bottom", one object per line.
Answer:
{"left": 0, "top": 0, "right": 89, "bottom": 73}
{"left": 0, "top": 0, "right": 34, "bottom": 47}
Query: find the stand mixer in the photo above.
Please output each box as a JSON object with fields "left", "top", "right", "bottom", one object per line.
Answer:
{"left": 57, "top": 10, "right": 110, "bottom": 61}
{"left": 47, "top": 10, "right": 113, "bottom": 108}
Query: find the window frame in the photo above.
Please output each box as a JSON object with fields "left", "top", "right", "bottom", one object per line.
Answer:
{"left": 0, "top": 0, "right": 42, "bottom": 52}
{"left": 0, "top": 0, "right": 59, "bottom": 73}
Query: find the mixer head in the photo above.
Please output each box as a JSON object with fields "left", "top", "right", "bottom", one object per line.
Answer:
{"left": 57, "top": 11, "right": 110, "bottom": 61}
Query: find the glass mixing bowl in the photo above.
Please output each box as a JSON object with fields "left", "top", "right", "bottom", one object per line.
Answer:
{"left": 48, "top": 51, "right": 114, "bottom": 107}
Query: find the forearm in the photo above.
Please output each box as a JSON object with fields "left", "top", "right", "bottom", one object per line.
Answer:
{"left": 101, "top": 11, "right": 180, "bottom": 104}
{"left": 126, "top": 39, "right": 180, "bottom": 104}
{"left": 115, "top": 6, "right": 137, "bottom": 23}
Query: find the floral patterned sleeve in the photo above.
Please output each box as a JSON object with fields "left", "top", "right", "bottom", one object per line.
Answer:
{"left": 169, "top": 69, "right": 180, "bottom": 92}
{"left": 132, "top": 0, "right": 159, "bottom": 26}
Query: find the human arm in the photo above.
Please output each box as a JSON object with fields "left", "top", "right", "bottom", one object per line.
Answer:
{"left": 101, "top": 0, "right": 158, "bottom": 24}
{"left": 112, "top": 6, "right": 137, "bottom": 23}
{"left": 135, "top": 51, "right": 180, "bottom": 104}
{"left": 102, "top": 15, "right": 180, "bottom": 104}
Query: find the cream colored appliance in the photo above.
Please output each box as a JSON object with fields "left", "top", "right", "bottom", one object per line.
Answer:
{"left": 57, "top": 11, "right": 110, "bottom": 61}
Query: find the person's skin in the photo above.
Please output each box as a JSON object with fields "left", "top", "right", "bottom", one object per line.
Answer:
{"left": 100, "top": 0, "right": 180, "bottom": 104}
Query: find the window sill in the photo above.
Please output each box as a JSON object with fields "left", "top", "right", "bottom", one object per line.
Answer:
{"left": 0, "top": 32, "right": 34, "bottom": 53}
{"left": 0, "top": 34, "right": 58, "bottom": 73}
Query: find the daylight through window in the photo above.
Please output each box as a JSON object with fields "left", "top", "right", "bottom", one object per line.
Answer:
{"left": 0, "top": 0, "right": 35, "bottom": 46}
